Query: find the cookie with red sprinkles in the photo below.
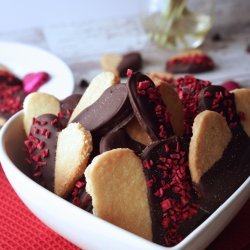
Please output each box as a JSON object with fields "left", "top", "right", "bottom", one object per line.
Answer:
{"left": 127, "top": 72, "right": 174, "bottom": 141}
{"left": 141, "top": 136, "right": 202, "bottom": 246}
{"left": 175, "top": 75, "right": 211, "bottom": 138}
{"left": 166, "top": 49, "right": 215, "bottom": 73}
{"left": 198, "top": 85, "right": 241, "bottom": 131}
{"left": 0, "top": 69, "right": 24, "bottom": 126}
{"left": 24, "top": 114, "right": 93, "bottom": 198}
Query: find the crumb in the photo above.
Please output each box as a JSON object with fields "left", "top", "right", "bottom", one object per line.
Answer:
{"left": 79, "top": 79, "right": 89, "bottom": 88}
{"left": 211, "top": 33, "right": 222, "bottom": 42}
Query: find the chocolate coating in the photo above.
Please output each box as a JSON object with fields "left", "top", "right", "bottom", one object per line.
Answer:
{"left": 127, "top": 72, "right": 173, "bottom": 141}
{"left": 117, "top": 52, "right": 142, "bottom": 77}
{"left": 60, "top": 94, "right": 82, "bottom": 127}
{"left": 29, "top": 114, "right": 61, "bottom": 191}
{"left": 198, "top": 85, "right": 241, "bottom": 132}
{"left": 99, "top": 128, "right": 145, "bottom": 155}
{"left": 141, "top": 137, "right": 202, "bottom": 246}
{"left": 72, "top": 84, "right": 133, "bottom": 137}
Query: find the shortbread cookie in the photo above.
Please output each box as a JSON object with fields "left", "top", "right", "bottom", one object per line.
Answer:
{"left": 72, "top": 84, "right": 133, "bottom": 137}
{"left": 147, "top": 71, "right": 175, "bottom": 86}
{"left": 189, "top": 110, "right": 232, "bottom": 184}
{"left": 23, "top": 92, "right": 60, "bottom": 135}
{"left": 231, "top": 88, "right": 250, "bottom": 136}
{"left": 125, "top": 117, "right": 152, "bottom": 146}
{"left": 99, "top": 128, "right": 145, "bottom": 154}
{"left": 141, "top": 137, "right": 203, "bottom": 246}
{"left": 189, "top": 111, "right": 250, "bottom": 212}
{"left": 24, "top": 114, "right": 92, "bottom": 198}
{"left": 198, "top": 85, "right": 241, "bottom": 130}
{"left": 155, "top": 80, "right": 184, "bottom": 136}
{"left": 175, "top": 75, "right": 211, "bottom": 137}
{"left": 100, "top": 52, "right": 142, "bottom": 77}
{"left": 85, "top": 148, "right": 152, "bottom": 241}
{"left": 127, "top": 72, "right": 173, "bottom": 141}
{"left": 69, "top": 72, "right": 120, "bottom": 122}
{"left": 166, "top": 49, "right": 215, "bottom": 73}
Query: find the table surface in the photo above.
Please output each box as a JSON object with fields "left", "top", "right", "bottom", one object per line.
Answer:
{"left": 0, "top": 5, "right": 250, "bottom": 250}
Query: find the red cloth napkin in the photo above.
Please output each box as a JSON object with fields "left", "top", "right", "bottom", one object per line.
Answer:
{"left": 0, "top": 164, "right": 249, "bottom": 250}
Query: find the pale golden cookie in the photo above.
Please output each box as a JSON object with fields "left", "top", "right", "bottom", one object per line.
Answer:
{"left": 69, "top": 72, "right": 120, "bottom": 122}
{"left": 155, "top": 81, "right": 184, "bottom": 136}
{"left": 85, "top": 148, "right": 152, "bottom": 241}
{"left": 231, "top": 88, "right": 250, "bottom": 136}
{"left": 55, "top": 123, "right": 92, "bottom": 197}
{"left": 125, "top": 117, "right": 152, "bottom": 146}
{"left": 147, "top": 71, "right": 174, "bottom": 86}
{"left": 189, "top": 110, "right": 232, "bottom": 184}
{"left": 23, "top": 92, "right": 60, "bottom": 135}
{"left": 171, "top": 49, "right": 203, "bottom": 60}
{"left": 100, "top": 54, "right": 122, "bottom": 76}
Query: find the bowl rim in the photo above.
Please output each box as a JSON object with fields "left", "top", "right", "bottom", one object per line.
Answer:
{"left": 0, "top": 110, "right": 249, "bottom": 250}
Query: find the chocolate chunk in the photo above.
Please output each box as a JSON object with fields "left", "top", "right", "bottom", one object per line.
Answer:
{"left": 127, "top": 72, "right": 173, "bottom": 141}
{"left": 212, "top": 33, "right": 222, "bottom": 42}
{"left": 72, "top": 84, "right": 133, "bottom": 137}
{"left": 246, "top": 44, "right": 250, "bottom": 53}
{"left": 25, "top": 114, "right": 62, "bottom": 191}
{"left": 117, "top": 52, "right": 142, "bottom": 77}
{"left": 78, "top": 79, "right": 89, "bottom": 88}
{"left": 141, "top": 137, "right": 203, "bottom": 246}
{"left": 100, "top": 128, "right": 145, "bottom": 155}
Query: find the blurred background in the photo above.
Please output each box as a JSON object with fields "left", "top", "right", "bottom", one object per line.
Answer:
{"left": 0, "top": 0, "right": 249, "bottom": 32}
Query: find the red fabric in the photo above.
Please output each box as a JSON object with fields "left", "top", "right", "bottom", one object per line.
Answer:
{"left": 0, "top": 164, "right": 249, "bottom": 250}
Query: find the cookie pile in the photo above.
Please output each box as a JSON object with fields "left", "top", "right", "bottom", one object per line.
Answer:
{"left": 0, "top": 65, "right": 49, "bottom": 127}
{"left": 23, "top": 71, "right": 250, "bottom": 247}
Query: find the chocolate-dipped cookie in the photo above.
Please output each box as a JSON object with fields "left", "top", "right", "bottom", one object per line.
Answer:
{"left": 24, "top": 114, "right": 93, "bottom": 197}
{"left": 141, "top": 137, "right": 204, "bottom": 246}
{"left": 198, "top": 85, "right": 241, "bottom": 131}
{"left": 166, "top": 49, "right": 215, "bottom": 73}
{"left": 72, "top": 84, "right": 133, "bottom": 137}
{"left": 0, "top": 70, "right": 24, "bottom": 126}
{"left": 101, "top": 52, "right": 142, "bottom": 77}
{"left": 70, "top": 72, "right": 120, "bottom": 122}
{"left": 127, "top": 72, "right": 173, "bottom": 141}
{"left": 189, "top": 110, "right": 250, "bottom": 212}
{"left": 175, "top": 75, "right": 211, "bottom": 138}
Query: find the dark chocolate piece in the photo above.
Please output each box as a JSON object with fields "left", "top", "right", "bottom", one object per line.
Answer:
{"left": 99, "top": 128, "right": 145, "bottom": 155}
{"left": 141, "top": 137, "right": 204, "bottom": 246}
{"left": 197, "top": 129, "right": 250, "bottom": 213}
{"left": 117, "top": 52, "right": 142, "bottom": 77}
{"left": 72, "top": 84, "right": 133, "bottom": 137}
{"left": 24, "top": 114, "right": 62, "bottom": 191}
{"left": 211, "top": 33, "right": 222, "bottom": 42}
{"left": 198, "top": 85, "right": 241, "bottom": 131}
{"left": 166, "top": 53, "right": 214, "bottom": 73}
{"left": 127, "top": 72, "right": 173, "bottom": 141}
{"left": 78, "top": 79, "right": 89, "bottom": 88}
{"left": 0, "top": 70, "right": 22, "bottom": 86}
{"left": 246, "top": 44, "right": 250, "bottom": 53}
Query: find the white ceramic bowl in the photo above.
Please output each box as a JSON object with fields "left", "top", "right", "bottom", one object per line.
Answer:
{"left": 0, "top": 111, "right": 249, "bottom": 250}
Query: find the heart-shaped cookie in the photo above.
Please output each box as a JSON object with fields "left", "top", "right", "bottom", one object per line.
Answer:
{"left": 24, "top": 114, "right": 92, "bottom": 198}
